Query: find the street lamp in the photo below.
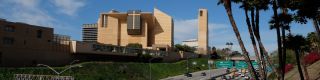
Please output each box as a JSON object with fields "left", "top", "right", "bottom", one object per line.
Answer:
{"left": 149, "top": 57, "right": 157, "bottom": 80}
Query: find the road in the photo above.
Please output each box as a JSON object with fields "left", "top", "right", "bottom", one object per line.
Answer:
{"left": 161, "top": 69, "right": 228, "bottom": 80}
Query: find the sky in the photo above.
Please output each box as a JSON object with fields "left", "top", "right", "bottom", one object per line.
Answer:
{"left": 0, "top": 0, "right": 315, "bottom": 55}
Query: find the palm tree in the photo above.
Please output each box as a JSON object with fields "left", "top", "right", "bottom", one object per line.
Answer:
{"left": 286, "top": 34, "right": 308, "bottom": 80}
{"left": 235, "top": 0, "right": 265, "bottom": 79}
{"left": 290, "top": 0, "right": 320, "bottom": 52}
{"left": 270, "top": 0, "right": 283, "bottom": 79}
{"left": 218, "top": 0, "right": 259, "bottom": 79}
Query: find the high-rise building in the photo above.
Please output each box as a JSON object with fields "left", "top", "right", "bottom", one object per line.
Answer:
{"left": 82, "top": 23, "right": 97, "bottom": 42}
{"left": 97, "top": 8, "right": 174, "bottom": 51}
{"left": 198, "top": 8, "right": 208, "bottom": 54}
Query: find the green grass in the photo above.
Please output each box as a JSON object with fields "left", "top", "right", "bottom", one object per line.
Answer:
{"left": 0, "top": 58, "right": 219, "bottom": 80}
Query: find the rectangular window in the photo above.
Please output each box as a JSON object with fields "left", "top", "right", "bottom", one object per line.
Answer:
{"left": 127, "top": 10, "right": 141, "bottom": 35}
{"left": 37, "top": 30, "right": 42, "bottom": 38}
{"left": 3, "top": 37, "right": 14, "bottom": 45}
{"left": 4, "top": 25, "right": 15, "bottom": 32}
{"left": 0, "top": 52, "right": 2, "bottom": 65}
{"left": 103, "top": 15, "right": 108, "bottom": 27}
{"left": 200, "top": 11, "right": 203, "bottom": 16}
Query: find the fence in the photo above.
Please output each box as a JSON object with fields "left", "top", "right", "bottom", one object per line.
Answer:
{"left": 14, "top": 74, "right": 74, "bottom": 80}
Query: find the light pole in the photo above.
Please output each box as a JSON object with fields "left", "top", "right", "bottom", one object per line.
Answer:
{"left": 149, "top": 57, "right": 156, "bottom": 80}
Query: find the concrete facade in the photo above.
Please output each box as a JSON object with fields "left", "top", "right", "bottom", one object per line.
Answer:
{"left": 198, "top": 9, "right": 208, "bottom": 54}
{"left": 97, "top": 8, "right": 173, "bottom": 51}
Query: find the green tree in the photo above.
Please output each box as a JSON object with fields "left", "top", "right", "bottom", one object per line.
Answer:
{"left": 174, "top": 44, "right": 196, "bottom": 53}
{"left": 307, "top": 32, "right": 320, "bottom": 51}
{"left": 286, "top": 34, "right": 308, "bottom": 80}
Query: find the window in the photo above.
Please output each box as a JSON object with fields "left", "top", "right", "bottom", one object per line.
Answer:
{"left": 127, "top": 10, "right": 142, "bottom": 35}
{"left": 23, "top": 40, "right": 27, "bottom": 45}
{"left": 200, "top": 11, "right": 203, "bottom": 16}
{"left": 0, "top": 52, "right": 2, "bottom": 65}
{"left": 37, "top": 30, "right": 42, "bottom": 38}
{"left": 3, "top": 37, "right": 14, "bottom": 45}
{"left": 4, "top": 25, "right": 15, "bottom": 32}
{"left": 103, "top": 15, "right": 108, "bottom": 27}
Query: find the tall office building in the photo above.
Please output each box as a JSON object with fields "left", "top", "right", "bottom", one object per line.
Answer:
{"left": 82, "top": 23, "right": 97, "bottom": 42}
{"left": 198, "top": 9, "right": 208, "bottom": 54}
{"left": 97, "top": 8, "right": 174, "bottom": 51}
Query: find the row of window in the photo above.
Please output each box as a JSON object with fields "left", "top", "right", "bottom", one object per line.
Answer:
{"left": 1, "top": 25, "right": 43, "bottom": 39}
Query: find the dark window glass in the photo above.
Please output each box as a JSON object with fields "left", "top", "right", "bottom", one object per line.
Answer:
{"left": 37, "top": 30, "right": 42, "bottom": 38}
{"left": 24, "top": 40, "right": 26, "bottom": 45}
{"left": 127, "top": 10, "right": 142, "bottom": 35}
{"left": 4, "top": 25, "right": 15, "bottom": 32}
{"left": 2, "top": 37, "right": 14, "bottom": 45}
{"left": 200, "top": 11, "right": 203, "bottom": 16}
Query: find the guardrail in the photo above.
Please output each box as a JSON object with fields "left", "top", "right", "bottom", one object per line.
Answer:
{"left": 14, "top": 74, "right": 74, "bottom": 80}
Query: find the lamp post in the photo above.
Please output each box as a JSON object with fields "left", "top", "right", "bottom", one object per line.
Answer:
{"left": 149, "top": 57, "right": 156, "bottom": 80}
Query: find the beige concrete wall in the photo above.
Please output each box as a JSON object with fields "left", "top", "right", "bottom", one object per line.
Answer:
{"left": 97, "top": 9, "right": 173, "bottom": 50}
{"left": 124, "top": 19, "right": 148, "bottom": 47}
{"left": 153, "top": 8, "right": 174, "bottom": 48}
{"left": 198, "top": 9, "right": 208, "bottom": 54}
{"left": 97, "top": 14, "right": 120, "bottom": 45}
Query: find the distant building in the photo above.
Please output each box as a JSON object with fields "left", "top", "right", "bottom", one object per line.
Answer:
{"left": 97, "top": 8, "right": 174, "bottom": 51}
{"left": 181, "top": 39, "right": 198, "bottom": 48}
{"left": 198, "top": 8, "right": 208, "bottom": 54}
{"left": 0, "top": 19, "right": 71, "bottom": 67}
{"left": 82, "top": 23, "right": 97, "bottom": 42}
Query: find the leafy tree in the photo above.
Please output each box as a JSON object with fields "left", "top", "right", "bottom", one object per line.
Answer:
{"left": 286, "top": 34, "right": 308, "bottom": 80}
{"left": 174, "top": 44, "right": 196, "bottom": 53}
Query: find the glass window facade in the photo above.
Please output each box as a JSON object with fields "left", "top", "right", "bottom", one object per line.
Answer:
{"left": 127, "top": 10, "right": 142, "bottom": 35}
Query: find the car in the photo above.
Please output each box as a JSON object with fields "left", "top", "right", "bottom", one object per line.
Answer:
{"left": 184, "top": 73, "right": 192, "bottom": 77}
{"left": 201, "top": 72, "right": 206, "bottom": 76}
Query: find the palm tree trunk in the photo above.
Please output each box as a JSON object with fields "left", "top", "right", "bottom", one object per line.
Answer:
{"left": 301, "top": 52, "right": 310, "bottom": 80}
{"left": 255, "top": 8, "right": 267, "bottom": 80}
{"left": 281, "top": 8, "right": 288, "bottom": 79}
{"left": 294, "top": 50, "right": 305, "bottom": 80}
{"left": 244, "top": 5, "right": 264, "bottom": 79}
{"left": 253, "top": 7, "right": 280, "bottom": 79}
{"left": 272, "top": 0, "right": 283, "bottom": 79}
{"left": 281, "top": 26, "right": 286, "bottom": 79}
{"left": 222, "top": 0, "right": 258, "bottom": 79}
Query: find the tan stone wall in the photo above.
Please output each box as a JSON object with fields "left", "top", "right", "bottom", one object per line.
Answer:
{"left": 153, "top": 8, "right": 174, "bottom": 48}
{"left": 198, "top": 9, "right": 208, "bottom": 54}
{"left": 97, "top": 9, "right": 173, "bottom": 50}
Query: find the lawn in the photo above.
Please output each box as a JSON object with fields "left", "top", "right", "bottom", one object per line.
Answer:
{"left": 0, "top": 58, "right": 219, "bottom": 80}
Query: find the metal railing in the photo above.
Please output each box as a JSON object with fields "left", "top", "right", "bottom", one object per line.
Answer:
{"left": 91, "top": 44, "right": 169, "bottom": 57}
{"left": 14, "top": 74, "right": 74, "bottom": 80}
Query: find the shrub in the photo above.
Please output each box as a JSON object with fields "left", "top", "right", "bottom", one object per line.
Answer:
{"left": 303, "top": 51, "right": 320, "bottom": 65}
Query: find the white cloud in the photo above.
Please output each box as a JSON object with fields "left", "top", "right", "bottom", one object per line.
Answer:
{"left": 174, "top": 18, "right": 278, "bottom": 56}
{"left": 0, "top": 0, "right": 81, "bottom": 40}
{"left": 174, "top": 18, "right": 230, "bottom": 46}
{"left": 51, "top": 0, "right": 86, "bottom": 16}
{"left": 0, "top": 0, "right": 55, "bottom": 27}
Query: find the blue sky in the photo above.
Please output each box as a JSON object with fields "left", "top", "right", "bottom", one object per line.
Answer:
{"left": 0, "top": 0, "right": 314, "bottom": 55}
